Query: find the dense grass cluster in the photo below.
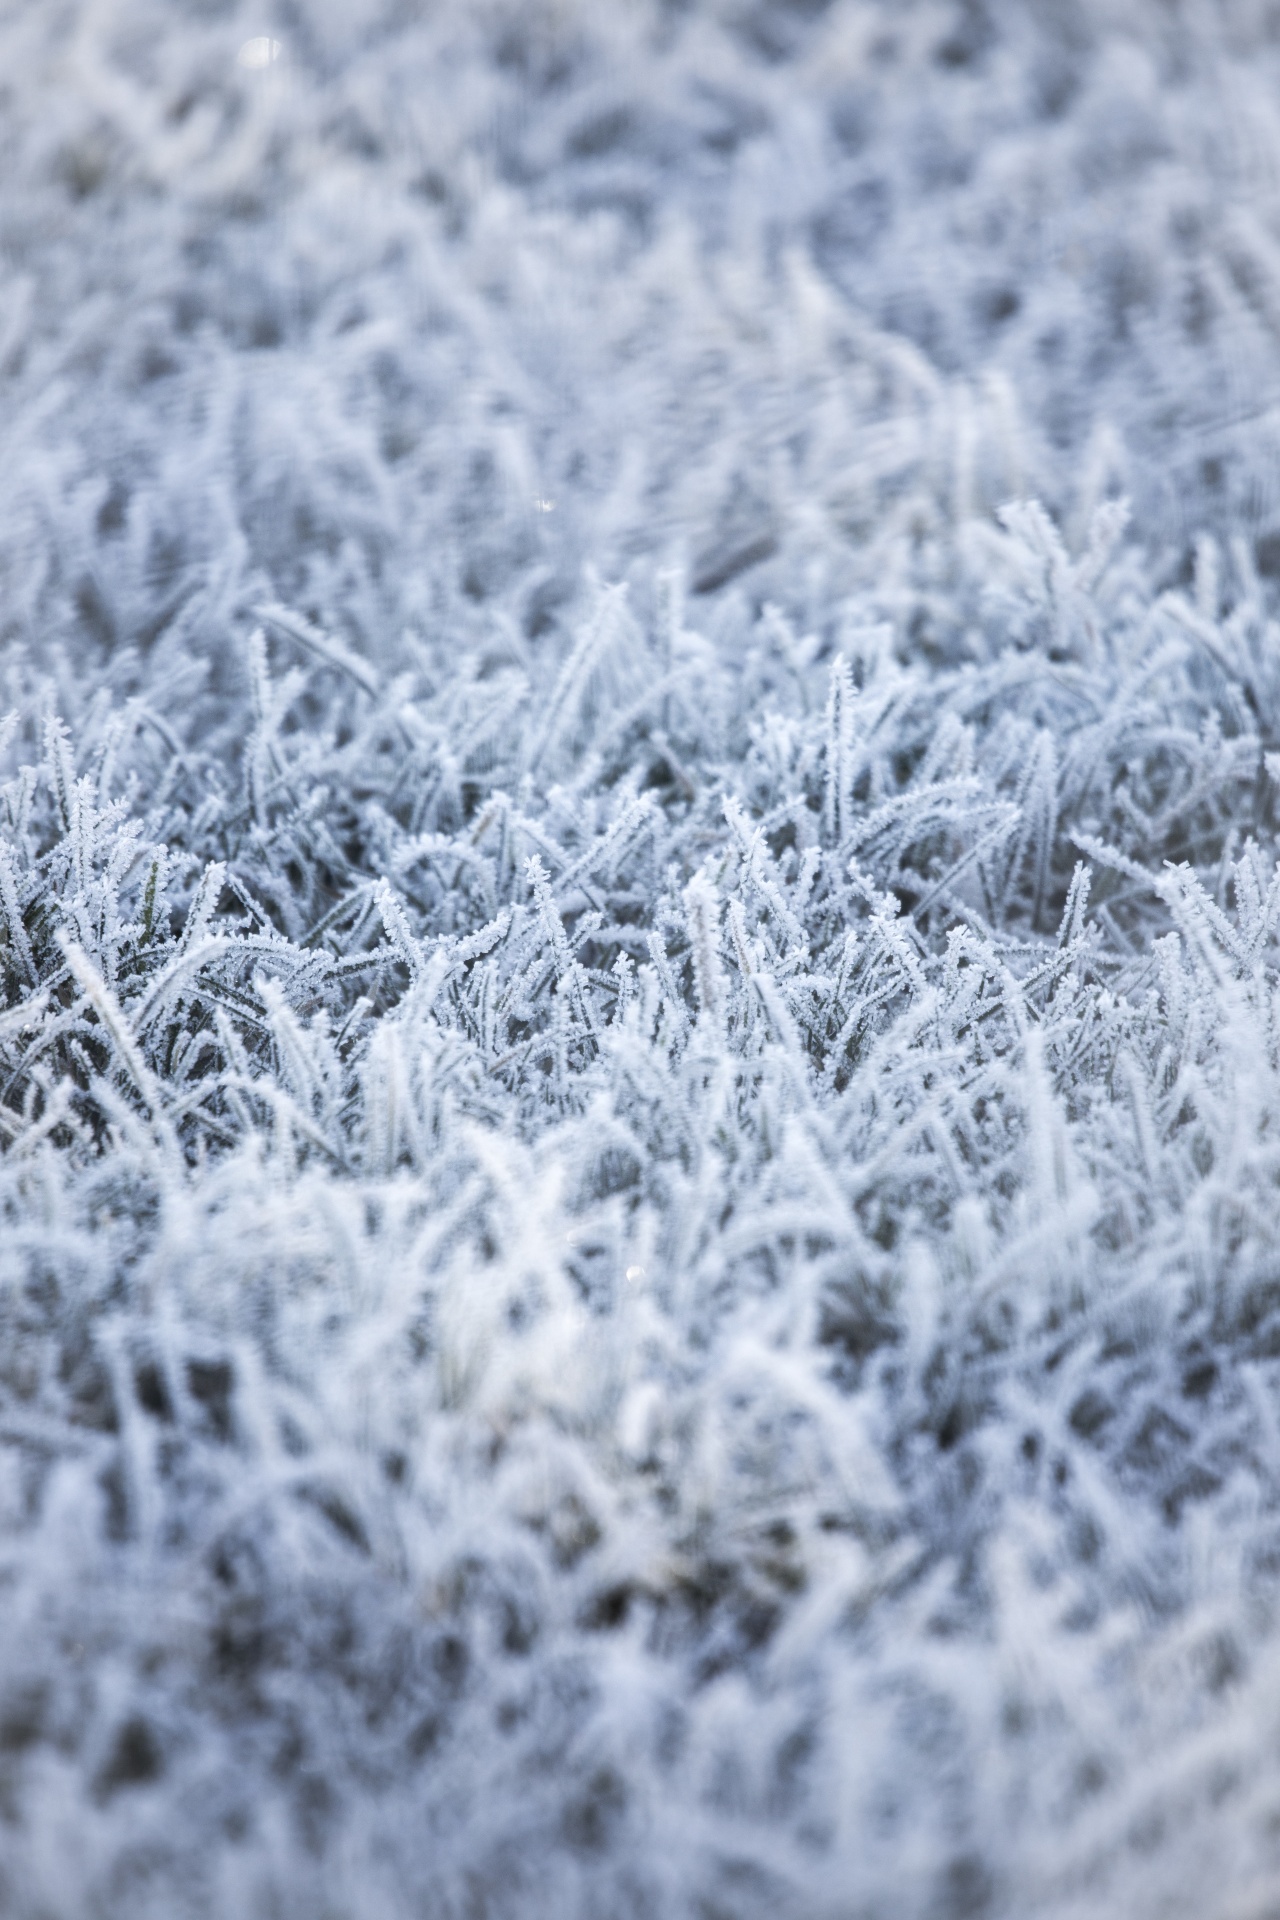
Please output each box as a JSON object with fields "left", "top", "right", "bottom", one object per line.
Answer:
{"left": 7, "top": 3, "right": 1280, "bottom": 1915}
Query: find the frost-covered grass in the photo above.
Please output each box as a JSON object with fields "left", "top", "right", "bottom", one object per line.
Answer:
{"left": 7, "top": 2, "right": 1280, "bottom": 1915}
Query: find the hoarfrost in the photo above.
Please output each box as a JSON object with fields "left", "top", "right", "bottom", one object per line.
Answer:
{"left": 4, "top": 1, "right": 1280, "bottom": 1914}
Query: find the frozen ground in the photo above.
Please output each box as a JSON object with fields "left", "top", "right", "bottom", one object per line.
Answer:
{"left": 6, "top": 1, "right": 1280, "bottom": 1914}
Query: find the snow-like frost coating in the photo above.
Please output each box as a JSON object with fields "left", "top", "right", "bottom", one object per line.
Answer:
{"left": 5, "top": 2, "right": 1280, "bottom": 1915}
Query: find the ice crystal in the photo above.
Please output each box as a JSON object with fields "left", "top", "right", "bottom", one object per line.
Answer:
{"left": 4, "top": 2, "right": 1280, "bottom": 1915}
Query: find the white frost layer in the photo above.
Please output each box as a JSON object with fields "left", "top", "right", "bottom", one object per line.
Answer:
{"left": 3, "top": 3, "right": 1280, "bottom": 1915}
